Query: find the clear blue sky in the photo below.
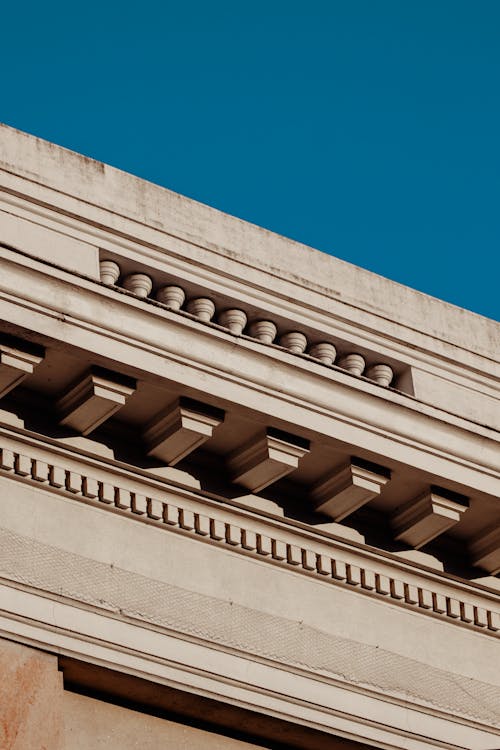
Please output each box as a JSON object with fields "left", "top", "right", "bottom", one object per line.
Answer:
{"left": 2, "top": 1, "right": 499, "bottom": 320}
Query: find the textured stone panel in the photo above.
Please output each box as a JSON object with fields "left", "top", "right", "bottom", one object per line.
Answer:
{"left": 0, "top": 526, "right": 499, "bottom": 727}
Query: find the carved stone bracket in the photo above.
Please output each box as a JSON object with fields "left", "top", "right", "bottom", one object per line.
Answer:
{"left": 392, "top": 488, "right": 469, "bottom": 549}
{"left": 144, "top": 397, "right": 224, "bottom": 465}
{"left": 0, "top": 338, "right": 44, "bottom": 399}
{"left": 311, "top": 459, "right": 391, "bottom": 521}
{"left": 57, "top": 368, "right": 136, "bottom": 435}
{"left": 469, "top": 527, "right": 500, "bottom": 575}
{"left": 229, "top": 428, "right": 310, "bottom": 492}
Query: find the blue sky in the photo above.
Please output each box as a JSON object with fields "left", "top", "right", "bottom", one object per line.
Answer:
{"left": 2, "top": 1, "right": 499, "bottom": 320}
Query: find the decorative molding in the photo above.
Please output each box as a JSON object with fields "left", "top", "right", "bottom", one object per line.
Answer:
{"left": 392, "top": 489, "right": 469, "bottom": 549}
{"left": 228, "top": 429, "right": 310, "bottom": 492}
{"left": 279, "top": 331, "right": 308, "bottom": 354}
{"left": 1, "top": 185, "right": 497, "bottom": 424}
{"left": 0, "top": 438, "right": 497, "bottom": 635}
{"left": 366, "top": 364, "right": 394, "bottom": 387}
{"left": 2, "top": 123, "right": 497, "bottom": 384}
{"left": 248, "top": 320, "right": 277, "bottom": 344}
{"left": 186, "top": 297, "right": 216, "bottom": 322}
{"left": 337, "top": 353, "right": 366, "bottom": 377}
{"left": 143, "top": 397, "right": 224, "bottom": 465}
{"left": 0, "top": 338, "right": 44, "bottom": 399}
{"left": 311, "top": 460, "right": 391, "bottom": 521}
{"left": 99, "top": 260, "right": 120, "bottom": 285}
{"left": 218, "top": 308, "right": 247, "bottom": 335}
{"left": 57, "top": 368, "right": 136, "bottom": 435}
{"left": 122, "top": 272, "right": 153, "bottom": 297}
{"left": 98, "top": 259, "right": 400, "bottom": 389}
{"left": 308, "top": 342, "right": 336, "bottom": 365}
{"left": 156, "top": 285, "right": 185, "bottom": 310}
{"left": 3, "top": 249, "right": 499, "bottom": 510}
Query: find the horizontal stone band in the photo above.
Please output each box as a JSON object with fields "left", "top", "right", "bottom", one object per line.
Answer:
{"left": 100, "top": 260, "right": 397, "bottom": 390}
{"left": 0, "top": 443, "right": 497, "bottom": 634}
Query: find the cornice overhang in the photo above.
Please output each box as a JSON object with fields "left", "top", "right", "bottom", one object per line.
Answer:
{"left": 0, "top": 246, "right": 498, "bottom": 503}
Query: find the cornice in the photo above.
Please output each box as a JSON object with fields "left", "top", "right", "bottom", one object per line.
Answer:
{"left": 0, "top": 248, "right": 498, "bottom": 503}
{"left": 0, "top": 418, "right": 489, "bottom": 590}
{"left": 2, "top": 247, "right": 499, "bottom": 449}
{"left": 2, "top": 188, "right": 500, "bottom": 440}
{"left": 0, "top": 426, "right": 498, "bottom": 634}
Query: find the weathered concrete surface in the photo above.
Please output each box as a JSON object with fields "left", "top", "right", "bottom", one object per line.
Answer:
{"left": 0, "top": 638, "right": 64, "bottom": 750}
{"left": 0, "top": 208, "right": 99, "bottom": 277}
{"left": 0, "top": 122, "right": 497, "bottom": 361}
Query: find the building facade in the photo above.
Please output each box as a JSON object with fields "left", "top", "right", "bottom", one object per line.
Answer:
{"left": 0, "top": 123, "right": 499, "bottom": 749}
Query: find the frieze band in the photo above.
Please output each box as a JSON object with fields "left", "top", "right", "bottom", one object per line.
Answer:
{"left": 1, "top": 441, "right": 497, "bottom": 635}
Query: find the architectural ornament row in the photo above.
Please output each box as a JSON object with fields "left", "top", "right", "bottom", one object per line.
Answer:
{"left": 100, "top": 260, "right": 396, "bottom": 388}
{"left": 0, "top": 326, "right": 495, "bottom": 571}
{"left": 1, "top": 440, "right": 498, "bottom": 635}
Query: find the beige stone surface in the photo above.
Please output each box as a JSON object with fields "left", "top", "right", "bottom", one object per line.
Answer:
{"left": 0, "top": 123, "right": 497, "bottom": 363}
{"left": 62, "top": 691, "right": 266, "bottom": 749}
{"left": 408, "top": 366, "right": 500, "bottom": 431}
{"left": 0, "top": 638, "right": 64, "bottom": 750}
{"left": 1, "top": 244, "right": 497, "bottom": 516}
{"left": 0, "top": 207, "right": 99, "bottom": 277}
{"left": 0, "top": 479, "right": 498, "bottom": 693}
{"left": 0, "top": 124, "right": 499, "bottom": 750}
{"left": 57, "top": 369, "right": 136, "bottom": 435}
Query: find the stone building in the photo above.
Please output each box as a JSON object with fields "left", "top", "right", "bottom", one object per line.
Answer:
{"left": 0, "top": 123, "right": 498, "bottom": 749}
